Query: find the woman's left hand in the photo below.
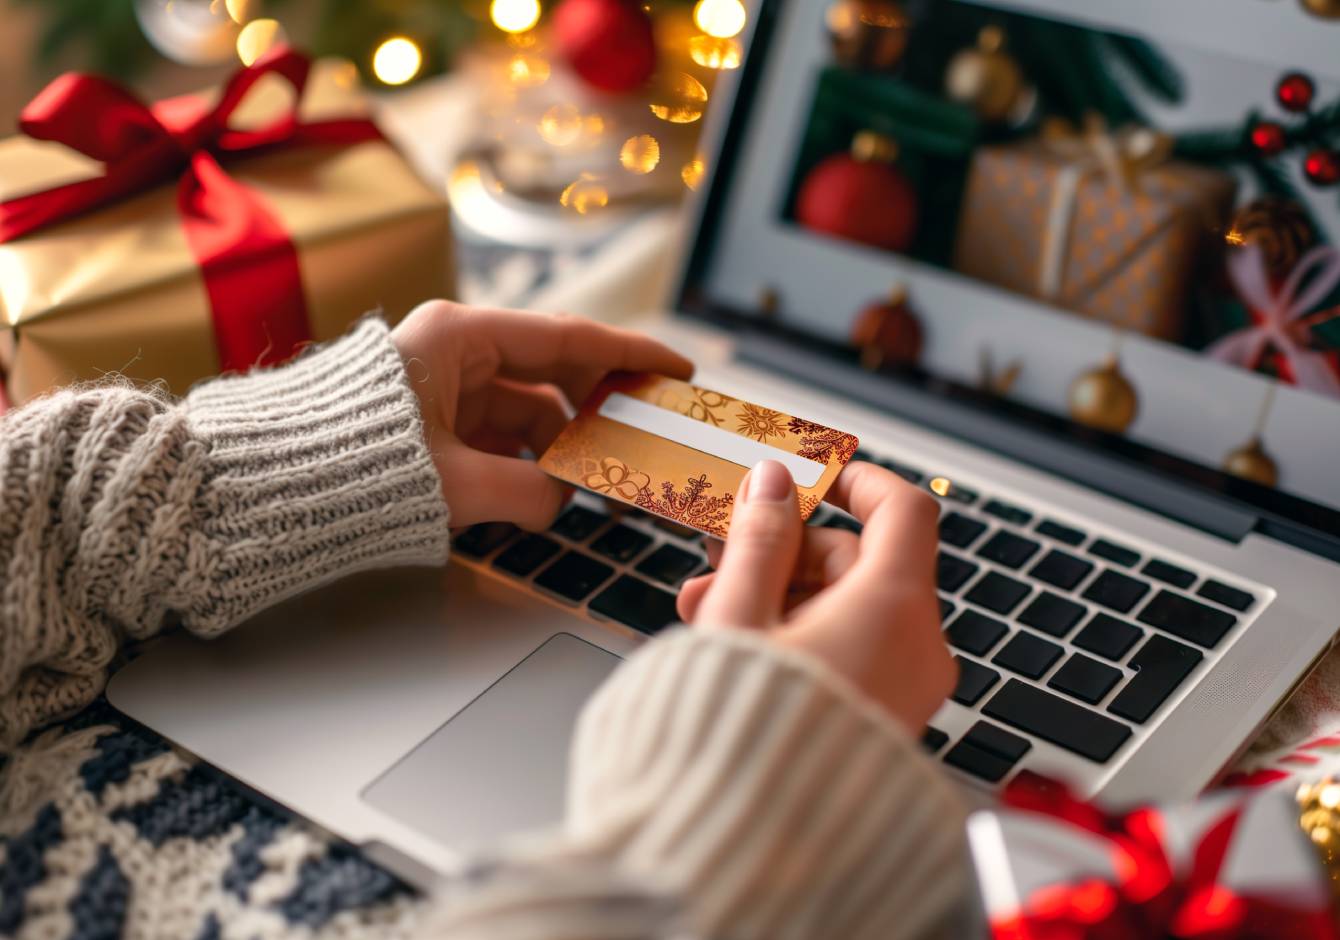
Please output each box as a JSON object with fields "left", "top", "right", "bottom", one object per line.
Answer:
{"left": 392, "top": 300, "right": 693, "bottom": 530}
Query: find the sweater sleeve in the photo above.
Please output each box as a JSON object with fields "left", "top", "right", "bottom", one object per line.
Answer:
{"left": 0, "top": 318, "right": 450, "bottom": 745}
{"left": 424, "top": 627, "right": 975, "bottom": 940}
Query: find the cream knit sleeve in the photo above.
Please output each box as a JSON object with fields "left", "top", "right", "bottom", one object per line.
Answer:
{"left": 0, "top": 319, "right": 450, "bottom": 745}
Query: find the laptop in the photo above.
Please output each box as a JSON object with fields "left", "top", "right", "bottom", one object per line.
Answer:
{"left": 108, "top": 0, "right": 1340, "bottom": 889}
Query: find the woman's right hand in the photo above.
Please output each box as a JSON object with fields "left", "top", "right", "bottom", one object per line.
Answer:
{"left": 677, "top": 459, "right": 955, "bottom": 731}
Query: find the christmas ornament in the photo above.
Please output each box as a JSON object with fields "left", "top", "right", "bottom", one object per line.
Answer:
{"left": 134, "top": 0, "right": 245, "bottom": 66}
{"left": 1223, "top": 436, "right": 1279, "bottom": 487}
{"left": 1249, "top": 120, "right": 1288, "bottom": 156}
{"left": 1226, "top": 197, "right": 1316, "bottom": 281}
{"left": 1305, "top": 149, "right": 1340, "bottom": 186}
{"left": 553, "top": 0, "right": 657, "bottom": 93}
{"left": 944, "top": 25, "right": 1025, "bottom": 123}
{"left": 978, "top": 347, "right": 1022, "bottom": 396}
{"left": 1300, "top": 0, "right": 1340, "bottom": 18}
{"left": 1277, "top": 72, "right": 1317, "bottom": 113}
{"left": 795, "top": 131, "right": 918, "bottom": 252}
{"left": 825, "top": 0, "right": 911, "bottom": 71}
{"left": 850, "top": 285, "right": 923, "bottom": 370}
{"left": 1068, "top": 355, "right": 1138, "bottom": 433}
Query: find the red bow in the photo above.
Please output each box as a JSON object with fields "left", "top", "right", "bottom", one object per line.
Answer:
{"left": 0, "top": 48, "right": 383, "bottom": 372}
{"left": 991, "top": 775, "right": 1339, "bottom": 940}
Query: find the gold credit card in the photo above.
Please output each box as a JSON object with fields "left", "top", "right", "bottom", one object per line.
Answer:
{"left": 538, "top": 373, "right": 859, "bottom": 537}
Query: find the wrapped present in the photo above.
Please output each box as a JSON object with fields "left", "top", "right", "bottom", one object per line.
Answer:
{"left": 0, "top": 48, "right": 453, "bottom": 407}
{"left": 967, "top": 775, "right": 1339, "bottom": 939}
{"left": 954, "top": 116, "right": 1236, "bottom": 341}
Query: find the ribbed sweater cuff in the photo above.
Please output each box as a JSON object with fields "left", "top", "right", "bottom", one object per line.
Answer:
{"left": 564, "top": 627, "right": 972, "bottom": 940}
{"left": 183, "top": 318, "right": 450, "bottom": 632}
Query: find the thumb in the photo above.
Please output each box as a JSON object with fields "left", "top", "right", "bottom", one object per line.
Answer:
{"left": 446, "top": 446, "right": 566, "bottom": 531}
{"left": 694, "top": 460, "right": 803, "bottom": 628}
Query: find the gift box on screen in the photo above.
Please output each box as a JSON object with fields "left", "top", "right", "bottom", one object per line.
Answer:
{"left": 0, "top": 48, "right": 453, "bottom": 407}
{"left": 953, "top": 118, "right": 1235, "bottom": 341}
{"left": 967, "top": 776, "right": 1338, "bottom": 939}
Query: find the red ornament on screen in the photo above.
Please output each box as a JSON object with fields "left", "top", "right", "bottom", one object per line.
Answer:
{"left": 795, "top": 154, "right": 918, "bottom": 252}
{"left": 1275, "top": 71, "right": 1316, "bottom": 112}
{"left": 1249, "top": 120, "right": 1287, "bottom": 156}
{"left": 553, "top": 0, "right": 657, "bottom": 93}
{"left": 1305, "top": 149, "right": 1340, "bottom": 186}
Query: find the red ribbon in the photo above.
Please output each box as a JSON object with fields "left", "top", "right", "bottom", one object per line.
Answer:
{"left": 990, "top": 774, "right": 1340, "bottom": 940}
{"left": 0, "top": 48, "right": 384, "bottom": 372}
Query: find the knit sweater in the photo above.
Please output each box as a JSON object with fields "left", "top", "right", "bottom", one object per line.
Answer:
{"left": 0, "top": 319, "right": 972, "bottom": 939}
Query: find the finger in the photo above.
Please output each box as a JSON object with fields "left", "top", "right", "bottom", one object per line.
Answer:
{"left": 676, "top": 572, "right": 715, "bottom": 622}
{"left": 482, "top": 380, "right": 570, "bottom": 455}
{"left": 444, "top": 446, "right": 566, "bottom": 531}
{"left": 694, "top": 461, "right": 803, "bottom": 628}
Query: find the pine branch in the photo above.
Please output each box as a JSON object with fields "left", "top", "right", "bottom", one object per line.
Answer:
{"left": 1104, "top": 34, "right": 1183, "bottom": 104}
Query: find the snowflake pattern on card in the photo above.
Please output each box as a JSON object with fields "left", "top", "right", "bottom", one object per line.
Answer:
{"left": 787, "top": 417, "right": 859, "bottom": 464}
{"left": 655, "top": 386, "right": 736, "bottom": 426}
{"left": 798, "top": 493, "right": 822, "bottom": 519}
{"left": 736, "top": 403, "right": 789, "bottom": 442}
{"left": 635, "top": 473, "right": 736, "bottom": 537}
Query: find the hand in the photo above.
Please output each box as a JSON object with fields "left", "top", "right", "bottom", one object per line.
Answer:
{"left": 677, "top": 460, "right": 955, "bottom": 730}
{"left": 392, "top": 300, "right": 692, "bottom": 530}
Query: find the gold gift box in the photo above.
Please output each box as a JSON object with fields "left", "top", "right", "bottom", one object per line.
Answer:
{"left": 0, "top": 60, "right": 453, "bottom": 406}
{"left": 954, "top": 140, "right": 1235, "bottom": 341}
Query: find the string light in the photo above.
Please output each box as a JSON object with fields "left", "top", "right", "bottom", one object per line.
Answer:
{"left": 236, "top": 18, "right": 285, "bottom": 66}
{"left": 372, "top": 37, "right": 423, "bottom": 85}
{"left": 650, "top": 73, "right": 708, "bottom": 124}
{"left": 693, "top": 0, "right": 746, "bottom": 38}
{"left": 620, "top": 134, "right": 661, "bottom": 174}
{"left": 491, "top": 0, "right": 542, "bottom": 34}
{"left": 688, "top": 35, "right": 741, "bottom": 69}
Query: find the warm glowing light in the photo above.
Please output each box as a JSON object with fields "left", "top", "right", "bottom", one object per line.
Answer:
{"left": 688, "top": 35, "right": 741, "bottom": 69}
{"left": 224, "top": 0, "right": 259, "bottom": 24}
{"left": 1224, "top": 227, "right": 1246, "bottom": 247}
{"left": 560, "top": 175, "right": 609, "bottom": 214}
{"left": 620, "top": 134, "right": 661, "bottom": 174}
{"left": 491, "top": 0, "right": 542, "bottom": 33}
{"left": 1321, "top": 785, "right": 1340, "bottom": 809}
{"left": 693, "top": 0, "right": 746, "bottom": 38}
{"left": 236, "top": 18, "right": 285, "bottom": 66}
{"left": 372, "top": 37, "right": 422, "bottom": 85}
{"left": 649, "top": 73, "right": 708, "bottom": 124}
{"left": 507, "top": 52, "right": 550, "bottom": 86}
{"left": 681, "top": 156, "right": 705, "bottom": 190}
{"left": 929, "top": 477, "right": 952, "bottom": 497}
{"left": 584, "top": 113, "right": 606, "bottom": 135}
{"left": 539, "top": 103, "right": 583, "bottom": 145}
{"left": 328, "top": 58, "right": 359, "bottom": 89}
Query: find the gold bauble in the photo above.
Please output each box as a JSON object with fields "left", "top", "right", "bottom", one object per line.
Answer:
{"left": 826, "top": 0, "right": 911, "bottom": 71}
{"left": 1226, "top": 197, "right": 1315, "bottom": 280}
{"left": 944, "top": 25, "right": 1024, "bottom": 122}
{"left": 1068, "top": 357, "right": 1138, "bottom": 433}
{"left": 1301, "top": 0, "right": 1340, "bottom": 19}
{"left": 1223, "top": 436, "right": 1279, "bottom": 487}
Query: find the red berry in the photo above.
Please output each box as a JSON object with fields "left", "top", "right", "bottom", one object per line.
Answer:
{"left": 1276, "top": 72, "right": 1316, "bottom": 113}
{"left": 1249, "top": 120, "right": 1287, "bottom": 156}
{"left": 1304, "top": 149, "right": 1340, "bottom": 186}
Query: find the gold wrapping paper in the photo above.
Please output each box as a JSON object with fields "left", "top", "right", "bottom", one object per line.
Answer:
{"left": 954, "top": 140, "right": 1235, "bottom": 340}
{"left": 0, "top": 61, "right": 454, "bottom": 405}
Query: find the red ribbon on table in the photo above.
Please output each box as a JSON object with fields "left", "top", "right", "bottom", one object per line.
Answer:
{"left": 0, "top": 48, "right": 383, "bottom": 372}
{"left": 990, "top": 775, "right": 1340, "bottom": 940}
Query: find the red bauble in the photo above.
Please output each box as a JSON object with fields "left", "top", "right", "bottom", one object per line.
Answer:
{"left": 1276, "top": 71, "right": 1316, "bottom": 112}
{"left": 851, "top": 290, "right": 923, "bottom": 369}
{"left": 1249, "top": 120, "right": 1287, "bottom": 156}
{"left": 796, "top": 154, "right": 918, "bottom": 252}
{"left": 553, "top": 0, "right": 656, "bottom": 93}
{"left": 1304, "top": 149, "right": 1340, "bottom": 186}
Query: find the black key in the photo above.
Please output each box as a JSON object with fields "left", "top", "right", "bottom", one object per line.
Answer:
{"left": 1028, "top": 549, "right": 1094, "bottom": 591}
{"left": 936, "top": 482, "right": 979, "bottom": 504}
{"left": 853, "top": 448, "right": 877, "bottom": 463}
{"left": 946, "top": 609, "right": 1009, "bottom": 656}
{"left": 1138, "top": 590, "right": 1237, "bottom": 648}
{"left": 1037, "top": 519, "right": 1086, "bottom": 546}
{"left": 590, "top": 524, "right": 653, "bottom": 563}
{"left": 944, "top": 738, "right": 1016, "bottom": 783}
{"left": 1198, "top": 580, "right": 1256, "bottom": 612}
{"left": 938, "top": 597, "right": 956, "bottom": 621}
{"left": 937, "top": 552, "right": 979, "bottom": 592}
{"left": 822, "top": 514, "right": 864, "bottom": 534}
{"left": 940, "top": 512, "right": 987, "bottom": 549}
{"left": 976, "top": 531, "right": 1041, "bottom": 569}
{"left": 655, "top": 519, "right": 704, "bottom": 541}
{"left": 881, "top": 460, "right": 924, "bottom": 484}
{"left": 964, "top": 571, "right": 1031, "bottom": 614}
{"left": 964, "top": 720, "right": 1031, "bottom": 762}
{"left": 951, "top": 656, "right": 1000, "bottom": 706}
{"left": 590, "top": 575, "right": 680, "bottom": 635}
{"left": 1049, "top": 654, "right": 1122, "bottom": 704}
{"left": 453, "top": 522, "right": 520, "bottom": 558}
{"left": 1141, "top": 559, "right": 1195, "bottom": 590}
{"left": 635, "top": 544, "right": 702, "bottom": 586}
{"left": 1109, "top": 635, "right": 1202, "bottom": 723}
{"left": 984, "top": 680, "right": 1132, "bottom": 763}
{"left": 534, "top": 551, "right": 614, "bottom": 602}
{"left": 807, "top": 506, "right": 834, "bottom": 527}
{"left": 1073, "top": 613, "right": 1143, "bottom": 661}
{"left": 550, "top": 505, "right": 607, "bottom": 542}
{"left": 983, "top": 499, "right": 1033, "bottom": 526}
{"left": 1089, "top": 538, "right": 1140, "bottom": 568}
{"left": 992, "top": 631, "right": 1063, "bottom": 679}
{"left": 492, "top": 534, "right": 561, "bottom": 576}
{"left": 1082, "top": 569, "right": 1150, "bottom": 614}
{"left": 1017, "top": 592, "right": 1086, "bottom": 638}
{"left": 921, "top": 726, "right": 949, "bottom": 753}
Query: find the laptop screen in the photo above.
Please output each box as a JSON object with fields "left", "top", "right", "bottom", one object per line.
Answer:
{"left": 678, "top": 0, "right": 1340, "bottom": 534}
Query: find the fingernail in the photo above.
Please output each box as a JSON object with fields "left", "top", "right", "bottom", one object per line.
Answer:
{"left": 746, "top": 460, "right": 793, "bottom": 503}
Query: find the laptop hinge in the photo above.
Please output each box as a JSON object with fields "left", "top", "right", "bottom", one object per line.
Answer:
{"left": 738, "top": 333, "right": 1258, "bottom": 544}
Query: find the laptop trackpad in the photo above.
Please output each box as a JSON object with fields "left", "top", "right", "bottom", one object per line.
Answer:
{"left": 361, "top": 632, "right": 621, "bottom": 851}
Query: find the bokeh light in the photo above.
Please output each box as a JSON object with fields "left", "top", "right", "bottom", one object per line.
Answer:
{"left": 372, "top": 36, "right": 423, "bottom": 85}
{"left": 682, "top": 155, "right": 706, "bottom": 190}
{"left": 649, "top": 73, "right": 708, "bottom": 124}
{"left": 224, "top": 0, "right": 259, "bottom": 24}
{"left": 688, "top": 35, "right": 741, "bottom": 69}
{"left": 236, "top": 18, "right": 285, "bottom": 66}
{"left": 507, "top": 52, "right": 550, "bottom": 86}
{"left": 560, "top": 175, "right": 609, "bottom": 214}
{"left": 693, "top": 0, "right": 747, "bottom": 38}
{"left": 620, "top": 134, "right": 661, "bottom": 174}
{"left": 491, "top": 0, "right": 542, "bottom": 34}
{"left": 539, "top": 103, "right": 583, "bottom": 145}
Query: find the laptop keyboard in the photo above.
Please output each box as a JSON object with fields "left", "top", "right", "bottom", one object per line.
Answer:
{"left": 450, "top": 447, "right": 1264, "bottom": 790}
